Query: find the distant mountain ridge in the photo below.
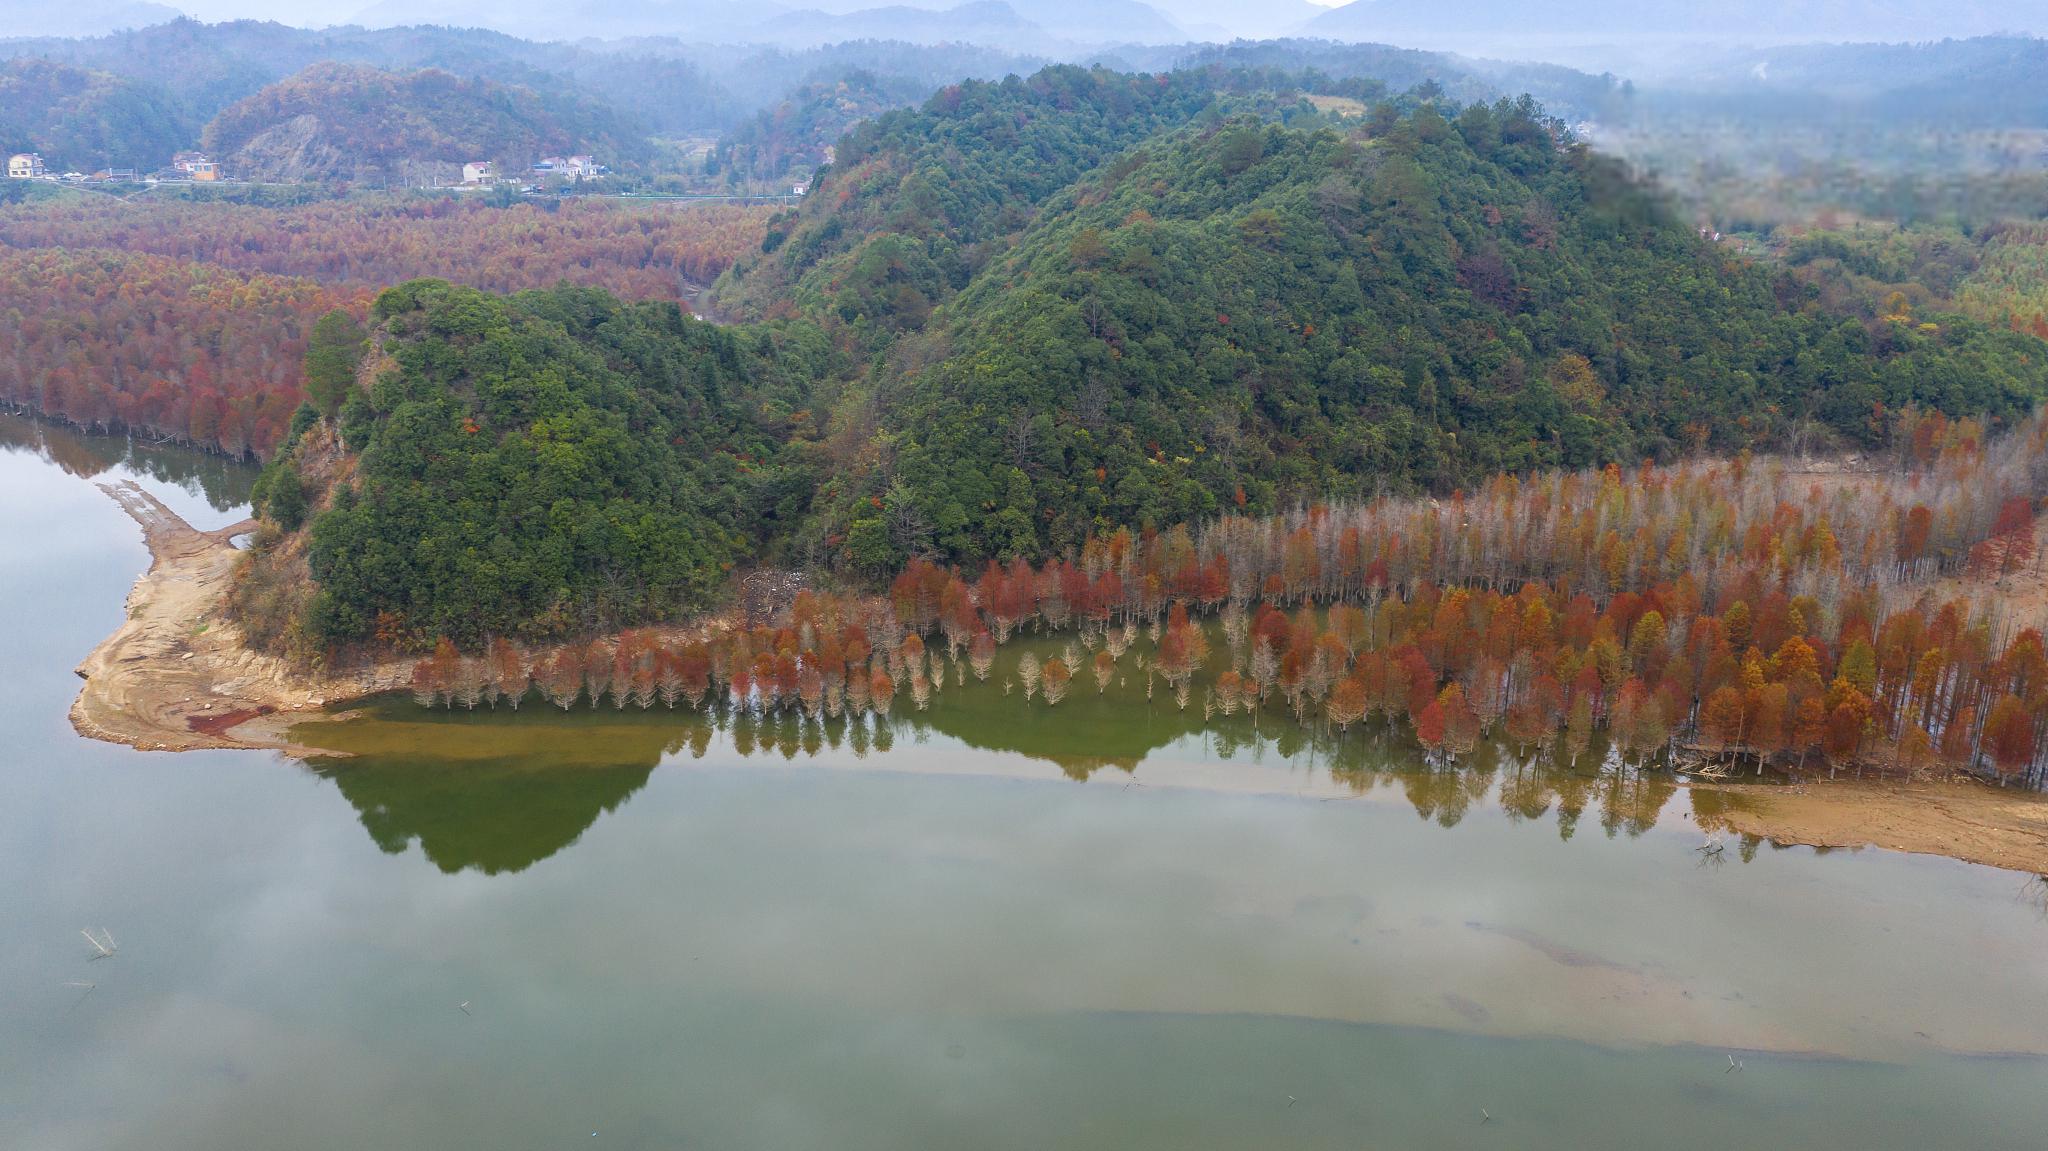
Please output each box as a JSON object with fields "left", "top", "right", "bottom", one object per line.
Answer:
{"left": 3, "top": 18, "right": 1626, "bottom": 185}
{"left": 1306, "top": 0, "right": 2048, "bottom": 54}
{"left": 344, "top": 0, "right": 780, "bottom": 43}
{"left": 345, "top": 0, "right": 1191, "bottom": 47}
{"left": 752, "top": 2, "right": 1079, "bottom": 51}
{"left": 1653, "top": 35, "right": 2048, "bottom": 104}
{"left": 0, "top": 19, "right": 1027, "bottom": 141}
{"left": 1144, "top": 0, "right": 1326, "bottom": 41}
{"left": 0, "top": 0, "right": 179, "bottom": 39}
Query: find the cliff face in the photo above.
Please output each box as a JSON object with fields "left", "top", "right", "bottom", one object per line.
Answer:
{"left": 227, "top": 335, "right": 390, "bottom": 661}
{"left": 217, "top": 112, "right": 497, "bottom": 186}
{"left": 219, "top": 113, "right": 347, "bottom": 183}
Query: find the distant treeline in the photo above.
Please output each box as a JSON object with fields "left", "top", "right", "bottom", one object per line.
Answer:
{"left": 0, "top": 20, "right": 1056, "bottom": 173}
{"left": 0, "top": 197, "right": 774, "bottom": 456}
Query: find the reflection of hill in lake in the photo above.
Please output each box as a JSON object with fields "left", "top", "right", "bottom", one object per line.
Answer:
{"left": 298, "top": 678, "right": 1688, "bottom": 875}
{"left": 895, "top": 633, "right": 1408, "bottom": 781}
{"left": 301, "top": 702, "right": 711, "bottom": 875}
{"left": 904, "top": 689, "right": 1679, "bottom": 837}
{"left": 0, "top": 411, "right": 256, "bottom": 510}
{"left": 905, "top": 678, "right": 1203, "bottom": 779}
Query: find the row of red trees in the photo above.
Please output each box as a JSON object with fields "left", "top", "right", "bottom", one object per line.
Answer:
{"left": 0, "top": 248, "right": 367, "bottom": 457}
{"left": 0, "top": 197, "right": 774, "bottom": 300}
{"left": 410, "top": 408, "right": 2048, "bottom": 788}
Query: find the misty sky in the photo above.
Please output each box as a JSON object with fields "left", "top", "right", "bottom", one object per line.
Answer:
{"left": 169, "top": 0, "right": 1350, "bottom": 28}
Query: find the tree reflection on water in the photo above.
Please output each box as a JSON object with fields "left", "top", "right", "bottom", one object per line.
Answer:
{"left": 297, "top": 687, "right": 1731, "bottom": 876}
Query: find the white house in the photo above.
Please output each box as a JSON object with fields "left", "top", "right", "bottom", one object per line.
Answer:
{"left": 7, "top": 153, "right": 46, "bottom": 179}
{"left": 535, "top": 155, "right": 605, "bottom": 181}
{"left": 463, "top": 161, "right": 492, "bottom": 185}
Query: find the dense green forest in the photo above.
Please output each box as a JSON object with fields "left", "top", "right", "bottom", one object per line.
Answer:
{"left": 717, "top": 81, "right": 2048, "bottom": 568}
{"left": 261, "top": 282, "right": 837, "bottom": 648}
{"left": 249, "top": 73, "right": 2048, "bottom": 654}
{"left": 710, "top": 67, "right": 1335, "bottom": 325}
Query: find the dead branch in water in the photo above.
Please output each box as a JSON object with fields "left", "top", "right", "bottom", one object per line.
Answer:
{"left": 81, "top": 927, "right": 117, "bottom": 960}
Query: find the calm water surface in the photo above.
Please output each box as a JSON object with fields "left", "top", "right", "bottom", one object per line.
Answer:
{"left": 3, "top": 415, "right": 2046, "bottom": 1151}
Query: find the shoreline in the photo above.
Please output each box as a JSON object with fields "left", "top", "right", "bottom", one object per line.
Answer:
{"left": 71, "top": 482, "right": 2048, "bottom": 876}
{"left": 69, "top": 480, "right": 408, "bottom": 756}
{"left": 1690, "top": 778, "right": 2048, "bottom": 876}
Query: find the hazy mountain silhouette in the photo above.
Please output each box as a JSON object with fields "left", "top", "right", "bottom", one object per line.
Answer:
{"left": 0, "top": 0, "right": 180, "bottom": 38}
{"left": 1143, "top": 0, "right": 1327, "bottom": 41}
{"left": 346, "top": 0, "right": 1188, "bottom": 47}
{"left": 1306, "top": 0, "right": 2048, "bottom": 56}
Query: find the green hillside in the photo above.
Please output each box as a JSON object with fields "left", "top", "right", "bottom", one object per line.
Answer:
{"left": 763, "top": 95, "right": 2048, "bottom": 566}
{"left": 709, "top": 66, "right": 1337, "bottom": 330}
{"left": 281, "top": 281, "right": 834, "bottom": 648}
{"left": 261, "top": 75, "right": 2048, "bottom": 648}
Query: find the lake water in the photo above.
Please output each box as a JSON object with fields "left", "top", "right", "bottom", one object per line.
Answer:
{"left": 4, "top": 413, "right": 2047, "bottom": 1151}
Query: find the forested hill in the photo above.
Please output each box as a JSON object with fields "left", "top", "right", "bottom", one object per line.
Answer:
{"left": 709, "top": 66, "right": 1377, "bottom": 328}
{"left": 202, "top": 64, "right": 653, "bottom": 184}
{"left": 252, "top": 86, "right": 2048, "bottom": 653}
{"left": 733, "top": 92, "right": 2048, "bottom": 568}
{"left": 708, "top": 62, "right": 1613, "bottom": 332}
{"left": 262, "top": 282, "right": 837, "bottom": 649}
{"left": 0, "top": 58, "right": 185, "bottom": 173}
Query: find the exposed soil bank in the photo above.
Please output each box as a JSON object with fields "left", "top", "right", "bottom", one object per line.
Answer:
{"left": 1694, "top": 778, "right": 2048, "bottom": 876}
{"left": 69, "top": 481, "right": 407, "bottom": 754}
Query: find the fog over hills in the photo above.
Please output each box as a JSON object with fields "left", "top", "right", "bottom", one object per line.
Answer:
{"left": 31, "top": 0, "right": 2048, "bottom": 73}
{"left": 342, "top": 0, "right": 786, "bottom": 43}
{"left": 1132, "top": 0, "right": 1330, "bottom": 41}
{"left": 753, "top": 0, "right": 1192, "bottom": 48}
{"left": 341, "top": 0, "right": 1196, "bottom": 47}
{"left": 2, "top": 0, "right": 1217, "bottom": 46}
{"left": 0, "top": 0, "right": 181, "bottom": 37}
{"left": 1307, "top": 0, "right": 2048, "bottom": 73}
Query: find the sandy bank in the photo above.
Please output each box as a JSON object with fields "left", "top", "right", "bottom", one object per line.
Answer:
{"left": 1695, "top": 778, "right": 2048, "bottom": 875}
{"left": 69, "top": 481, "right": 406, "bottom": 754}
